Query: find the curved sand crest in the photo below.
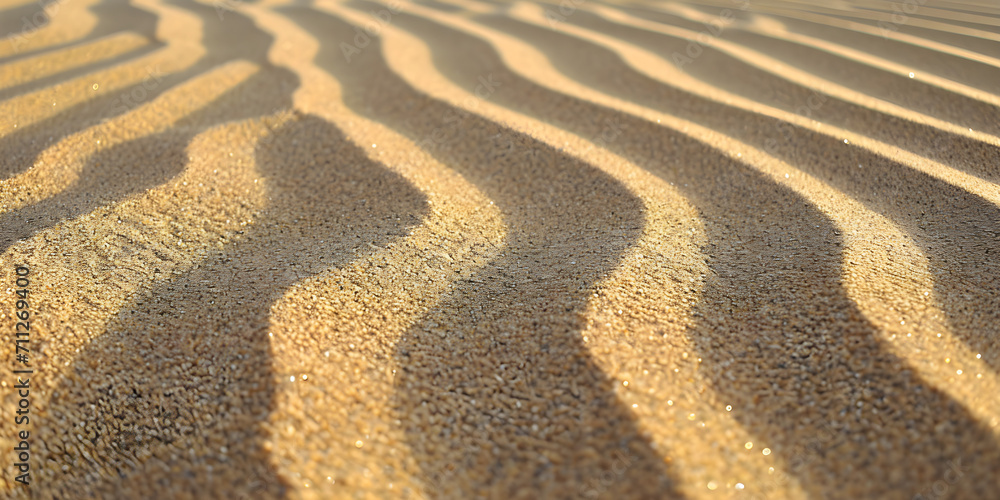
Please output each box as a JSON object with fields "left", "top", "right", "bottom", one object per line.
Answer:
{"left": 318, "top": 2, "right": 789, "bottom": 497}
{"left": 1, "top": 0, "right": 999, "bottom": 498}
{"left": 359, "top": 2, "right": 999, "bottom": 498}
{"left": 353, "top": 1, "right": 1000, "bottom": 497}
{"left": 286, "top": 5, "right": 681, "bottom": 497}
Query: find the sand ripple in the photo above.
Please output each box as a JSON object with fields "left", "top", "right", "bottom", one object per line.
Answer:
{"left": 1, "top": 0, "right": 998, "bottom": 498}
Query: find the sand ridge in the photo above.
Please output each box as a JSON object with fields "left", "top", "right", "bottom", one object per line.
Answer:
{"left": 1, "top": 0, "right": 999, "bottom": 498}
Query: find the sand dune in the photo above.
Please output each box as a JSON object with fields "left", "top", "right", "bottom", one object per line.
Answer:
{"left": 1, "top": 0, "right": 998, "bottom": 498}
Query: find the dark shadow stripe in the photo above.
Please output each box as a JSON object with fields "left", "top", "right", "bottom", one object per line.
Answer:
{"left": 752, "top": 10, "right": 1000, "bottom": 95}
{"left": 0, "top": 1, "right": 50, "bottom": 39}
{"left": 599, "top": 1, "right": 1000, "bottom": 132}
{"left": 472, "top": 10, "right": 1000, "bottom": 375}
{"left": 0, "top": 0, "right": 158, "bottom": 65}
{"left": 543, "top": 6, "right": 1000, "bottom": 185}
{"left": 283, "top": 4, "right": 683, "bottom": 498}
{"left": 0, "top": 68, "right": 295, "bottom": 255}
{"left": 45, "top": 112, "right": 427, "bottom": 499}
{"left": 31, "top": 3, "right": 328, "bottom": 497}
{"left": 370, "top": 5, "right": 1000, "bottom": 497}
{"left": 0, "top": 39, "right": 160, "bottom": 103}
{"left": 0, "top": 0, "right": 285, "bottom": 181}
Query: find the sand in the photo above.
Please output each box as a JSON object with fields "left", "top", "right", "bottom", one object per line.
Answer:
{"left": 1, "top": 0, "right": 998, "bottom": 498}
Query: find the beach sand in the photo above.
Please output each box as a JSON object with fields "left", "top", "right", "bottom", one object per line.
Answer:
{"left": 1, "top": 0, "right": 999, "bottom": 498}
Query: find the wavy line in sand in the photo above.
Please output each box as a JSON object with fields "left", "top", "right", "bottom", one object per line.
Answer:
{"left": 551, "top": 3, "right": 1000, "bottom": 187}
{"left": 518, "top": 3, "right": 1000, "bottom": 381}
{"left": 0, "top": 0, "right": 205, "bottom": 144}
{"left": 379, "top": 1, "right": 1000, "bottom": 497}
{"left": 346, "top": 4, "right": 810, "bottom": 499}
{"left": 802, "top": 3, "right": 1000, "bottom": 52}
{"left": 0, "top": 106, "right": 290, "bottom": 499}
{"left": 0, "top": 0, "right": 99, "bottom": 59}
{"left": 242, "top": 4, "right": 509, "bottom": 497}
{"left": 615, "top": 0, "right": 1000, "bottom": 120}
{"left": 493, "top": 0, "right": 1000, "bottom": 398}
{"left": 0, "top": 31, "right": 150, "bottom": 93}
{"left": 0, "top": 60, "right": 257, "bottom": 224}
{"left": 1, "top": 0, "right": 499, "bottom": 495}
{"left": 2, "top": 0, "right": 998, "bottom": 498}
{"left": 0, "top": 0, "right": 309, "bottom": 495}
{"left": 742, "top": 1, "right": 1000, "bottom": 61}
{"left": 733, "top": 0, "right": 1000, "bottom": 46}
{"left": 336, "top": 0, "right": 1000, "bottom": 496}
{"left": 737, "top": 16, "right": 1000, "bottom": 105}
{"left": 495, "top": 2, "right": 1000, "bottom": 197}
{"left": 286, "top": 2, "right": 693, "bottom": 497}
{"left": 328, "top": 1, "right": 751, "bottom": 497}
{"left": 653, "top": 0, "right": 1000, "bottom": 67}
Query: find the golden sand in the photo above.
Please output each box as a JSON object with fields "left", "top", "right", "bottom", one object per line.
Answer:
{"left": 1, "top": 0, "right": 998, "bottom": 498}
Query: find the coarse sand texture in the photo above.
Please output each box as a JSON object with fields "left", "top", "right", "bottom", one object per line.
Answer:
{"left": 1, "top": 0, "right": 999, "bottom": 499}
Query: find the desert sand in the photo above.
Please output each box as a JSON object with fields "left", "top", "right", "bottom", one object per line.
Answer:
{"left": 1, "top": 0, "right": 998, "bottom": 498}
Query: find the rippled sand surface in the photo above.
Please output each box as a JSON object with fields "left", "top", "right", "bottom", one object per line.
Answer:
{"left": 1, "top": 0, "right": 999, "bottom": 498}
